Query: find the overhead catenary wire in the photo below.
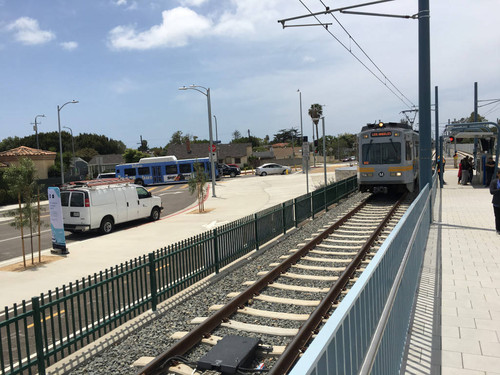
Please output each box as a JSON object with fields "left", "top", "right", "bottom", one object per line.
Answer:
{"left": 297, "top": 0, "right": 416, "bottom": 109}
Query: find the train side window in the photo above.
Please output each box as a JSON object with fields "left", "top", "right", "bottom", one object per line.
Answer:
{"left": 406, "top": 142, "right": 412, "bottom": 160}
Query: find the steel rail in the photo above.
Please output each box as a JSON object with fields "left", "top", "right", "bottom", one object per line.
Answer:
{"left": 138, "top": 197, "right": 371, "bottom": 375}
{"left": 269, "top": 193, "right": 407, "bottom": 375}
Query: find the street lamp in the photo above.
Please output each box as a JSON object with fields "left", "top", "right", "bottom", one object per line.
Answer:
{"left": 213, "top": 115, "right": 219, "bottom": 143}
{"left": 179, "top": 85, "right": 216, "bottom": 197}
{"left": 63, "top": 126, "right": 76, "bottom": 176}
{"left": 33, "top": 114, "right": 45, "bottom": 149}
{"left": 57, "top": 100, "right": 78, "bottom": 184}
{"left": 297, "top": 90, "right": 305, "bottom": 174}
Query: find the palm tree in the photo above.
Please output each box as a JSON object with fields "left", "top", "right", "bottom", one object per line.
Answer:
{"left": 308, "top": 104, "right": 323, "bottom": 166}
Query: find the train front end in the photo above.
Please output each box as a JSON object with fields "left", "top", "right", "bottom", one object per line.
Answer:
{"left": 358, "top": 122, "right": 418, "bottom": 193}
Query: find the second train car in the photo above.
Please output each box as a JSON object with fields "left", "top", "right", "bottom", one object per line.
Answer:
{"left": 358, "top": 122, "right": 419, "bottom": 193}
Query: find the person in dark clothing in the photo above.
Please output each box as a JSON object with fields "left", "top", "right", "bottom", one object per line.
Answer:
{"left": 460, "top": 157, "right": 470, "bottom": 185}
{"left": 467, "top": 156, "right": 474, "bottom": 183}
{"left": 485, "top": 157, "right": 495, "bottom": 185}
{"left": 490, "top": 170, "right": 500, "bottom": 234}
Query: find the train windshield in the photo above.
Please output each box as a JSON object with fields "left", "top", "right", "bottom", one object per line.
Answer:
{"left": 362, "top": 142, "right": 401, "bottom": 164}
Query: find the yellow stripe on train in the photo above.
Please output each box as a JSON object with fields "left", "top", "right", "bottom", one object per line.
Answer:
{"left": 358, "top": 167, "right": 375, "bottom": 172}
{"left": 387, "top": 165, "right": 414, "bottom": 172}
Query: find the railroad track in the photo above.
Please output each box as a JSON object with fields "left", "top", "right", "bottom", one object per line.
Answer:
{"left": 135, "top": 193, "right": 412, "bottom": 375}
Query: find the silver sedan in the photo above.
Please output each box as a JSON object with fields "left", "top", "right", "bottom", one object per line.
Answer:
{"left": 255, "top": 163, "right": 292, "bottom": 176}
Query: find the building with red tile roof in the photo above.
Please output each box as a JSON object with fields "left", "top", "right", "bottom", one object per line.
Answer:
{"left": 0, "top": 146, "right": 56, "bottom": 179}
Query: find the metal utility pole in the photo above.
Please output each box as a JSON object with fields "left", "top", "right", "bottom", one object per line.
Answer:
{"left": 179, "top": 85, "right": 216, "bottom": 197}
{"left": 298, "top": 90, "right": 305, "bottom": 173}
{"left": 33, "top": 114, "right": 45, "bottom": 149}
{"left": 418, "top": 0, "right": 432, "bottom": 191}
{"left": 57, "top": 100, "right": 79, "bottom": 185}
{"left": 63, "top": 126, "right": 76, "bottom": 176}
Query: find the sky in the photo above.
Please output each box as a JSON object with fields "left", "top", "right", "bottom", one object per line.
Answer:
{"left": 1, "top": 0, "right": 499, "bottom": 150}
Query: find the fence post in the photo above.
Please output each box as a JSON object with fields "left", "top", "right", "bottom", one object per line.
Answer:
{"left": 148, "top": 253, "right": 157, "bottom": 311}
{"left": 31, "top": 296, "right": 46, "bottom": 375}
{"left": 213, "top": 228, "right": 220, "bottom": 274}
{"left": 311, "top": 192, "right": 315, "bottom": 219}
{"left": 254, "top": 213, "right": 259, "bottom": 251}
{"left": 294, "top": 198, "right": 298, "bottom": 228}
{"left": 282, "top": 202, "right": 286, "bottom": 235}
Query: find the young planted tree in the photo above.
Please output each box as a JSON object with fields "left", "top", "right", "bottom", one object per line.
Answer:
{"left": 188, "top": 162, "right": 208, "bottom": 213}
{"left": 3, "top": 157, "right": 43, "bottom": 267}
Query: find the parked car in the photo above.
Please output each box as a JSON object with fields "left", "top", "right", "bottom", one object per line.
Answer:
{"left": 219, "top": 163, "right": 241, "bottom": 177}
{"left": 60, "top": 179, "right": 163, "bottom": 234}
{"left": 341, "top": 156, "right": 356, "bottom": 162}
{"left": 97, "top": 172, "right": 116, "bottom": 179}
{"left": 255, "top": 163, "right": 292, "bottom": 176}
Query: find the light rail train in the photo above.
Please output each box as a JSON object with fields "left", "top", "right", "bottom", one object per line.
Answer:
{"left": 358, "top": 122, "right": 419, "bottom": 193}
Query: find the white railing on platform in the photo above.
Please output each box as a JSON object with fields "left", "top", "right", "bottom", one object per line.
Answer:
{"left": 289, "top": 173, "right": 439, "bottom": 375}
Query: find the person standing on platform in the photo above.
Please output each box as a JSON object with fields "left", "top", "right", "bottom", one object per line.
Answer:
{"left": 468, "top": 156, "right": 474, "bottom": 183}
{"left": 460, "top": 157, "right": 470, "bottom": 185}
{"left": 490, "top": 170, "right": 500, "bottom": 234}
{"left": 485, "top": 157, "right": 495, "bottom": 185}
{"left": 453, "top": 152, "right": 458, "bottom": 168}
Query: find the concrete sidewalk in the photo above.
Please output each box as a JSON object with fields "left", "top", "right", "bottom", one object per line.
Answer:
{"left": 403, "top": 168, "right": 500, "bottom": 374}
{"left": 0, "top": 170, "right": 341, "bottom": 309}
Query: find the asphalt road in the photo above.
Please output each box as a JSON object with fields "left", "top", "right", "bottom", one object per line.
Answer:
{"left": 0, "top": 183, "right": 196, "bottom": 263}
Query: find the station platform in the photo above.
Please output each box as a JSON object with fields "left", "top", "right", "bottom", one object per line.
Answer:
{"left": 402, "top": 168, "right": 500, "bottom": 374}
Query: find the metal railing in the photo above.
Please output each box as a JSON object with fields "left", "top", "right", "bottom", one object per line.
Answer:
{"left": 289, "top": 173, "right": 438, "bottom": 375}
{"left": 0, "top": 176, "right": 357, "bottom": 375}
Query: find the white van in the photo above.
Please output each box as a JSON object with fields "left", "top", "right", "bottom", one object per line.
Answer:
{"left": 60, "top": 180, "right": 163, "bottom": 234}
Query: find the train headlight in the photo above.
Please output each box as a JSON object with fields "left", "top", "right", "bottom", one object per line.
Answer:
{"left": 363, "top": 134, "right": 369, "bottom": 139}
{"left": 390, "top": 172, "right": 402, "bottom": 177}
{"left": 394, "top": 132, "right": 400, "bottom": 137}
{"left": 361, "top": 173, "right": 373, "bottom": 177}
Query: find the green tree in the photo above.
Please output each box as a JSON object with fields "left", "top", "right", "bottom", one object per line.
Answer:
{"left": 123, "top": 149, "right": 149, "bottom": 163}
{"left": 188, "top": 162, "right": 208, "bottom": 213}
{"left": 308, "top": 104, "right": 323, "bottom": 144}
{"left": 3, "top": 158, "right": 43, "bottom": 267}
{"left": 169, "top": 131, "right": 184, "bottom": 145}
{"left": 76, "top": 147, "right": 99, "bottom": 162}
{"left": 232, "top": 130, "right": 242, "bottom": 141}
{"left": 272, "top": 128, "right": 301, "bottom": 145}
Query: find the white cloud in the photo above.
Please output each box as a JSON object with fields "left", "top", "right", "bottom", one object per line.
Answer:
{"left": 108, "top": 7, "right": 211, "bottom": 50}
{"left": 6, "top": 17, "right": 55, "bottom": 45}
{"left": 179, "top": 0, "right": 208, "bottom": 6}
{"left": 60, "top": 41, "right": 78, "bottom": 51}
{"left": 110, "top": 77, "right": 136, "bottom": 94}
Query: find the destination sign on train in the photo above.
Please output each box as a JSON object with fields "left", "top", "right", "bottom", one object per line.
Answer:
{"left": 371, "top": 131, "right": 392, "bottom": 137}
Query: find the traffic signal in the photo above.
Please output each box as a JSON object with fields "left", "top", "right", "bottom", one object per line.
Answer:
{"left": 449, "top": 136, "right": 455, "bottom": 142}
{"left": 313, "top": 140, "right": 318, "bottom": 153}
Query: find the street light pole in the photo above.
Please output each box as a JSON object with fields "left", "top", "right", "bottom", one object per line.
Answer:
{"left": 34, "top": 114, "right": 45, "bottom": 149}
{"left": 63, "top": 126, "right": 76, "bottom": 176}
{"left": 179, "top": 85, "right": 216, "bottom": 197}
{"left": 213, "top": 115, "right": 219, "bottom": 143}
{"left": 322, "top": 117, "right": 327, "bottom": 212}
{"left": 297, "top": 90, "right": 305, "bottom": 174}
{"left": 57, "top": 100, "right": 78, "bottom": 185}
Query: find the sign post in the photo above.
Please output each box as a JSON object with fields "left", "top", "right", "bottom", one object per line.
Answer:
{"left": 48, "top": 187, "right": 69, "bottom": 254}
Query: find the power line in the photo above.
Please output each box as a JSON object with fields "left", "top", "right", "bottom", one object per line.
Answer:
{"left": 296, "top": 0, "right": 416, "bottom": 109}
{"left": 318, "top": 0, "right": 416, "bottom": 108}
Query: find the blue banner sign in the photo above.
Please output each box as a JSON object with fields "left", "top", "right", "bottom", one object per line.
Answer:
{"left": 48, "top": 187, "right": 68, "bottom": 254}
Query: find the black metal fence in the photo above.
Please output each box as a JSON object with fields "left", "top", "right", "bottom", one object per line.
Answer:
{"left": 0, "top": 175, "right": 357, "bottom": 375}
